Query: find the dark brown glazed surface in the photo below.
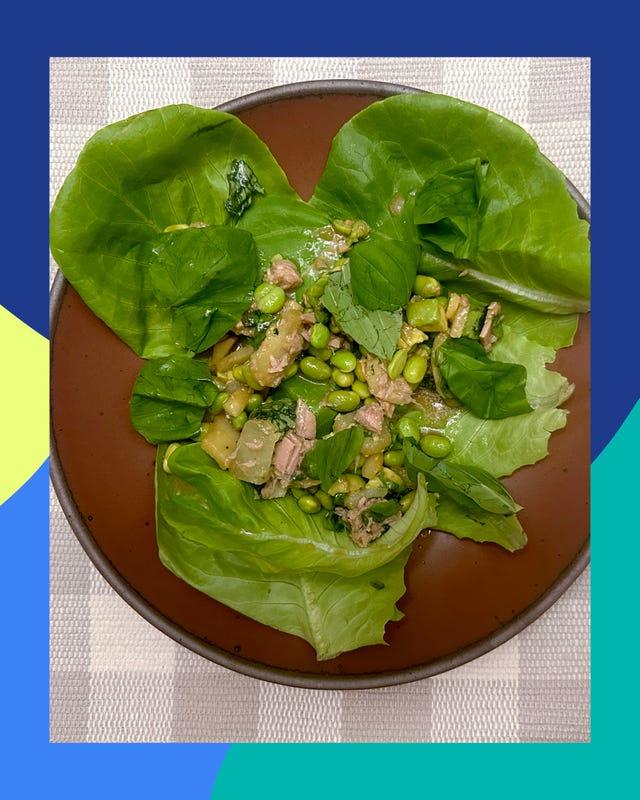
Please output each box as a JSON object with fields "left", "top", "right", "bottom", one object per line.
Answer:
{"left": 50, "top": 89, "right": 590, "bottom": 685}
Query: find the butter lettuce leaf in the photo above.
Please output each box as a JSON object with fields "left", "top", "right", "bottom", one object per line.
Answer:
{"left": 158, "top": 443, "right": 436, "bottom": 578}
{"left": 156, "top": 444, "right": 437, "bottom": 659}
{"left": 50, "top": 104, "right": 295, "bottom": 357}
{"left": 311, "top": 93, "right": 590, "bottom": 314}
{"left": 157, "top": 523, "right": 411, "bottom": 661}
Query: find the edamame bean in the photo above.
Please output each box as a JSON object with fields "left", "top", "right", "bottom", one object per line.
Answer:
{"left": 413, "top": 275, "right": 442, "bottom": 297}
{"left": 299, "top": 356, "right": 332, "bottom": 382}
{"left": 406, "top": 298, "right": 448, "bottom": 332}
{"left": 308, "top": 346, "right": 332, "bottom": 361}
{"left": 306, "top": 276, "right": 328, "bottom": 299}
{"left": 332, "top": 368, "right": 354, "bottom": 387}
{"left": 328, "top": 473, "right": 366, "bottom": 496}
{"left": 380, "top": 467, "right": 405, "bottom": 491}
{"left": 298, "top": 494, "right": 322, "bottom": 514}
{"left": 253, "top": 282, "right": 286, "bottom": 314}
{"left": 315, "top": 489, "right": 334, "bottom": 510}
{"left": 231, "top": 411, "right": 247, "bottom": 431}
{"left": 309, "top": 323, "right": 331, "bottom": 349}
{"left": 330, "top": 349, "right": 357, "bottom": 372}
{"left": 326, "top": 390, "right": 361, "bottom": 412}
{"left": 351, "top": 379, "right": 371, "bottom": 399}
{"left": 245, "top": 393, "right": 263, "bottom": 413}
{"left": 396, "top": 414, "right": 421, "bottom": 441}
{"left": 419, "top": 433, "right": 453, "bottom": 458}
{"left": 283, "top": 362, "right": 299, "bottom": 380}
{"left": 383, "top": 449, "right": 405, "bottom": 468}
{"left": 387, "top": 349, "right": 408, "bottom": 380}
{"left": 400, "top": 490, "right": 416, "bottom": 512}
{"left": 403, "top": 354, "right": 428, "bottom": 384}
{"left": 209, "top": 391, "right": 228, "bottom": 416}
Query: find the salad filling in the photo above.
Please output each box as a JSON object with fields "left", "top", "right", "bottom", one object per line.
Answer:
{"left": 50, "top": 96, "right": 590, "bottom": 660}
{"left": 193, "top": 224, "right": 515, "bottom": 549}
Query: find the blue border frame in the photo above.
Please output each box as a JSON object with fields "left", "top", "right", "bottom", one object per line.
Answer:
{"left": 3, "top": 11, "right": 636, "bottom": 796}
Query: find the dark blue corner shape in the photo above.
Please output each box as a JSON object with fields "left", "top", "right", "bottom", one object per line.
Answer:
{"left": 0, "top": 460, "right": 230, "bottom": 797}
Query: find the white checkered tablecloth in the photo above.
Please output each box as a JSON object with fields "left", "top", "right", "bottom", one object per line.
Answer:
{"left": 50, "top": 56, "right": 590, "bottom": 743}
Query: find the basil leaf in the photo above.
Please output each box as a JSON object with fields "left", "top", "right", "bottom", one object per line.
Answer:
{"left": 224, "top": 159, "right": 265, "bottom": 219}
{"left": 436, "top": 336, "right": 533, "bottom": 419}
{"left": 434, "top": 496, "right": 526, "bottom": 552}
{"left": 302, "top": 427, "right": 365, "bottom": 491}
{"left": 364, "top": 499, "right": 403, "bottom": 523}
{"left": 142, "top": 225, "right": 261, "bottom": 354}
{"left": 349, "top": 235, "right": 420, "bottom": 311}
{"left": 249, "top": 398, "right": 297, "bottom": 434}
{"left": 130, "top": 355, "right": 217, "bottom": 444}
{"left": 403, "top": 441, "right": 521, "bottom": 515}
{"left": 414, "top": 158, "right": 488, "bottom": 259}
{"left": 320, "top": 265, "right": 402, "bottom": 360}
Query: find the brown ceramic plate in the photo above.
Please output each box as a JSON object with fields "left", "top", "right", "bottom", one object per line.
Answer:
{"left": 50, "top": 80, "right": 590, "bottom": 689}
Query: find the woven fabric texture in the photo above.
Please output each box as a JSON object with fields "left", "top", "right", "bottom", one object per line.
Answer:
{"left": 49, "top": 56, "right": 591, "bottom": 743}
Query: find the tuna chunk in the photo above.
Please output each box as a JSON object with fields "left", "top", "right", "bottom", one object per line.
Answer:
{"left": 261, "top": 429, "right": 314, "bottom": 499}
{"left": 360, "top": 355, "right": 413, "bottom": 407}
{"left": 295, "top": 399, "right": 316, "bottom": 440}
{"left": 263, "top": 258, "right": 303, "bottom": 290}
{"left": 354, "top": 402, "right": 385, "bottom": 434}
{"left": 335, "top": 496, "right": 401, "bottom": 547}
{"left": 479, "top": 301, "right": 502, "bottom": 352}
{"left": 247, "top": 299, "right": 306, "bottom": 388}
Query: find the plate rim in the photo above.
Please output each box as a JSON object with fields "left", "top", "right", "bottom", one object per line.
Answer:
{"left": 49, "top": 78, "right": 591, "bottom": 690}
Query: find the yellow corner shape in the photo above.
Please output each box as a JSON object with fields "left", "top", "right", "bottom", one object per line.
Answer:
{"left": 0, "top": 305, "right": 49, "bottom": 506}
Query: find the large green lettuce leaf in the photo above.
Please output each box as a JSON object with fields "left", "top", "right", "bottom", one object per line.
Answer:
{"left": 50, "top": 104, "right": 295, "bottom": 357}
{"left": 310, "top": 93, "right": 590, "bottom": 314}
{"left": 157, "top": 522, "right": 411, "bottom": 661}
{"left": 156, "top": 444, "right": 436, "bottom": 659}
{"left": 157, "top": 443, "right": 436, "bottom": 578}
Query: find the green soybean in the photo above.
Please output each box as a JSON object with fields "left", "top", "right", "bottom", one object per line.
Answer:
{"left": 315, "top": 489, "right": 334, "bottom": 510}
{"left": 306, "top": 276, "right": 328, "bottom": 299}
{"left": 330, "top": 349, "right": 357, "bottom": 372}
{"left": 396, "top": 414, "right": 421, "bottom": 441}
{"left": 299, "top": 356, "right": 332, "bottom": 382}
{"left": 403, "top": 354, "right": 428, "bottom": 384}
{"left": 387, "top": 349, "right": 408, "bottom": 380}
{"left": 209, "top": 391, "right": 228, "bottom": 416}
{"left": 383, "top": 449, "right": 405, "bottom": 468}
{"left": 351, "top": 379, "right": 371, "bottom": 399}
{"left": 328, "top": 473, "right": 366, "bottom": 495}
{"left": 309, "top": 323, "right": 331, "bottom": 349}
{"left": 308, "top": 346, "right": 332, "bottom": 361}
{"left": 298, "top": 494, "right": 322, "bottom": 514}
{"left": 413, "top": 275, "right": 442, "bottom": 297}
{"left": 231, "top": 411, "right": 247, "bottom": 431}
{"left": 400, "top": 490, "right": 416, "bottom": 512}
{"left": 419, "top": 433, "right": 453, "bottom": 458}
{"left": 245, "top": 393, "right": 263, "bottom": 413}
{"left": 326, "top": 390, "right": 361, "bottom": 412}
{"left": 253, "top": 282, "right": 286, "bottom": 314}
{"left": 406, "top": 297, "right": 448, "bottom": 332}
{"left": 332, "top": 368, "right": 354, "bottom": 388}
{"left": 283, "top": 362, "right": 299, "bottom": 380}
